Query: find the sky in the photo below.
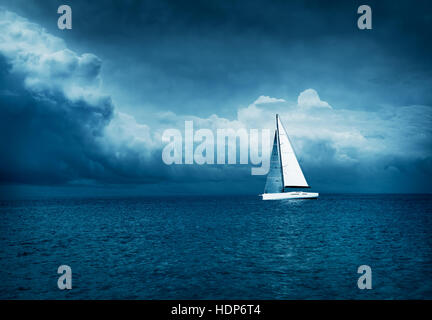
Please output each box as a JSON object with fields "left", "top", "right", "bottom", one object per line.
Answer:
{"left": 0, "top": 0, "right": 431, "bottom": 197}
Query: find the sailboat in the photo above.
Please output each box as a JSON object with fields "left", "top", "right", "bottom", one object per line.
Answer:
{"left": 261, "top": 114, "right": 319, "bottom": 200}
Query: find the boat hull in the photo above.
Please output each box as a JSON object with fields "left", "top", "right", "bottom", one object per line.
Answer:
{"left": 261, "top": 192, "right": 319, "bottom": 200}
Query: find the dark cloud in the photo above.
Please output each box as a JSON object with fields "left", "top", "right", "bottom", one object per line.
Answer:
{"left": 0, "top": 10, "right": 160, "bottom": 185}
{"left": 0, "top": 11, "right": 252, "bottom": 186}
{"left": 3, "top": 0, "right": 432, "bottom": 119}
{"left": 0, "top": 4, "right": 431, "bottom": 195}
{"left": 0, "top": 54, "right": 111, "bottom": 184}
{"left": 301, "top": 139, "right": 432, "bottom": 193}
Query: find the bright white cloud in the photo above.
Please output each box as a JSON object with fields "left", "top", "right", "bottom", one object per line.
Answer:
{"left": 297, "top": 88, "right": 332, "bottom": 109}
{"left": 236, "top": 93, "right": 431, "bottom": 168}
{"left": 252, "top": 95, "right": 286, "bottom": 105}
{"left": 0, "top": 10, "right": 103, "bottom": 105}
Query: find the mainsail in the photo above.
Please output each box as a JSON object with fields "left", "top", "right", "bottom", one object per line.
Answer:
{"left": 277, "top": 115, "right": 309, "bottom": 188}
{"left": 264, "top": 131, "right": 283, "bottom": 193}
{"left": 263, "top": 115, "right": 309, "bottom": 193}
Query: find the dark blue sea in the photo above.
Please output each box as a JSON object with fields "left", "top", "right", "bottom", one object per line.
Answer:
{"left": 1, "top": 194, "right": 431, "bottom": 299}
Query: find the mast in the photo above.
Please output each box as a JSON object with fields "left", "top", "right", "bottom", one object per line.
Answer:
{"left": 276, "top": 114, "right": 285, "bottom": 190}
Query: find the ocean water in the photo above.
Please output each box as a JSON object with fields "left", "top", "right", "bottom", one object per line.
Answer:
{"left": 0, "top": 194, "right": 431, "bottom": 299}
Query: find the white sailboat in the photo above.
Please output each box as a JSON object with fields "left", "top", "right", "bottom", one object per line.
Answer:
{"left": 261, "top": 114, "right": 318, "bottom": 200}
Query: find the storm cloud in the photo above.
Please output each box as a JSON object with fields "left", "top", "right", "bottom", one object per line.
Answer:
{"left": 0, "top": 7, "right": 431, "bottom": 194}
{"left": 0, "top": 10, "right": 162, "bottom": 185}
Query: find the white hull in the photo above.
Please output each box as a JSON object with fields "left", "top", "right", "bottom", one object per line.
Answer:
{"left": 261, "top": 191, "right": 319, "bottom": 200}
